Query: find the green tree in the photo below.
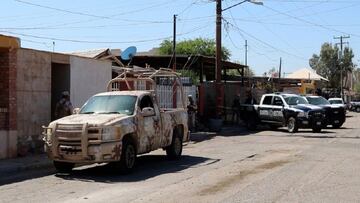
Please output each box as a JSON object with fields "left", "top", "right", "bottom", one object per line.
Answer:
{"left": 227, "top": 67, "right": 255, "bottom": 77}
{"left": 158, "top": 38, "right": 231, "bottom": 60}
{"left": 309, "top": 43, "right": 355, "bottom": 88}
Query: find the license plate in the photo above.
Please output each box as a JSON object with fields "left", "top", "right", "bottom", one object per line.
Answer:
{"left": 334, "top": 120, "right": 339, "bottom": 124}
{"left": 316, "top": 121, "right": 322, "bottom": 125}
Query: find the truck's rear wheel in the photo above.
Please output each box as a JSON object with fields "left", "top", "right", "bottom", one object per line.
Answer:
{"left": 312, "top": 127, "right": 322, "bottom": 133}
{"left": 53, "top": 161, "right": 74, "bottom": 173}
{"left": 356, "top": 107, "right": 360, "bottom": 112}
{"left": 166, "top": 128, "right": 183, "bottom": 160}
{"left": 287, "top": 117, "right": 298, "bottom": 133}
{"left": 332, "top": 123, "right": 343, "bottom": 129}
{"left": 116, "top": 139, "right": 136, "bottom": 174}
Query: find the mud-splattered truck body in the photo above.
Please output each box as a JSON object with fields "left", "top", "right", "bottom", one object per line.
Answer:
{"left": 43, "top": 68, "right": 189, "bottom": 173}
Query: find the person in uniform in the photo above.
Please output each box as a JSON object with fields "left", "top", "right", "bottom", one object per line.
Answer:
{"left": 245, "top": 90, "right": 257, "bottom": 105}
{"left": 187, "top": 95, "right": 197, "bottom": 131}
{"left": 232, "top": 93, "right": 241, "bottom": 124}
{"left": 55, "top": 91, "right": 73, "bottom": 119}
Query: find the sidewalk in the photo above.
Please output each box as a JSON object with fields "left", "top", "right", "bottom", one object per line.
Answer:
{"left": 0, "top": 153, "right": 53, "bottom": 176}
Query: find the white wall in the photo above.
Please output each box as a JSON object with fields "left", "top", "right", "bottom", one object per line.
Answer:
{"left": 70, "top": 56, "right": 112, "bottom": 108}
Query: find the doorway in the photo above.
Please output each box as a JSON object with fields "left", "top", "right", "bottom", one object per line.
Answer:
{"left": 51, "top": 63, "right": 70, "bottom": 121}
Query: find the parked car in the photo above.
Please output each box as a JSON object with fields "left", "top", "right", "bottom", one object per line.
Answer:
{"left": 239, "top": 93, "right": 326, "bottom": 133}
{"left": 350, "top": 101, "right": 360, "bottom": 112}
{"left": 304, "top": 96, "right": 346, "bottom": 128}
{"left": 43, "top": 68, "right": 189, "bottom": 173}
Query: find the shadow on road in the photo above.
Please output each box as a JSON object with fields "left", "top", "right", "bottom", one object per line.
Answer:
{"left": 56, "top": 155, "right": 215, "bottom": 183}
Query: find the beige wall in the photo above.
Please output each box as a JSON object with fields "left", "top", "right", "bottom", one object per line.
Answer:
{"left": 70, "top": 56, "right": 112, "bottom": 108}
{"left": 16, "top": 48, "right": 52, "bottom": 153}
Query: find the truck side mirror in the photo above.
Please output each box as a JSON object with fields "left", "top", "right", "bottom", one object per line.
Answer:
{"left": 73, "top": 108, "right": 80, "bottom": 114}
{"left": 141, "top": 107, "right": 155, "bottom": 117}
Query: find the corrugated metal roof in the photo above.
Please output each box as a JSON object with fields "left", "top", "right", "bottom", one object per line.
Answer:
{"left": 286, "top": 68, "right": 328, "bottom": 81}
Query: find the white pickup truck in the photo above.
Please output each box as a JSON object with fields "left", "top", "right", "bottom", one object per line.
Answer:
{"left": 43, "top": 68, "right": 189, "bottom": 173}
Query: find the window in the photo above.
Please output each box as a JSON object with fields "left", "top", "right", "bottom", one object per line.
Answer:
{"left": 263, "top": 96, "right": 273, "bottom": 105}
{"left": 139, "top": 95, "right": 154, "bottom": 110}
{"left": 80, "top": 95, "right": 137, "bottom": 115}
{"left": 273, "top": 96, "right": 283, "bottom": 106}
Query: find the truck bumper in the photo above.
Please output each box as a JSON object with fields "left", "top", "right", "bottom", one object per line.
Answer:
{"left": 43, "top": 123, "right": 123, "bottom": 164}
{"left": 296, "top": 117, "right": 325, "bottom": 129}
{"left": 45, "top": 141, "right": 122, "bottom": 163}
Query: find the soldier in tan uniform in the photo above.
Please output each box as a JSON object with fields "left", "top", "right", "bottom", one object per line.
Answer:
{"left": 55, "top": 91, "right": 73, "bottom": 119}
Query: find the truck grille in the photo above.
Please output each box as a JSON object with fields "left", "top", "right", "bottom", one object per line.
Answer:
{"left": 55, "top": 124, "right": 101, "bottom": 156}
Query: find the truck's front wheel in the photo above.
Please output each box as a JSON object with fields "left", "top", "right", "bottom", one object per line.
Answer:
{"left": 53, "top": 161, "right": 74, "bottom": 173}
{"left": 287, "top": 117, "right": 298, "bottom": 133}
{"left": 166, "top": 128, "right": 183, "bottom": 160}
{"left": 116, "top": 139, "right": 136, "bottom": 174}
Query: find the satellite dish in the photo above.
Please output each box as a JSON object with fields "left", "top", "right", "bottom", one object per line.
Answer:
{"left": 121, "top": 46, "right": 137, "bottom": 61}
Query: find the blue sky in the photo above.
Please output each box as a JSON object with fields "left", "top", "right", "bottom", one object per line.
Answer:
{"left": 1, "top": 0, "right": 359, "bottom": 75}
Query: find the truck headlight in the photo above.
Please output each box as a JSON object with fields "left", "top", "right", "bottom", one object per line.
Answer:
{"left": 298, "top": 112, "right": 308, "bottom": 118}
{"left": 101, "top": 127, "right": 116, "bottom": 140}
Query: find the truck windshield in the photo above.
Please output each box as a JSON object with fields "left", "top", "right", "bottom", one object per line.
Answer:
{"left": 329, "top": 99, "right": 343, "bottom": 104}
{"left": 306, "top": 97, "right": 330, "bottom": 105}
{"left": 284, "top": 96, "right": 309, "bottom": 105}
{"left": 80, "top": 95, "right": 137, "bottom": 115}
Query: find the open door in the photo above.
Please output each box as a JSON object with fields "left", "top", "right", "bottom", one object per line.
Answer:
{"left": 51, "top": 63, "right": 70, "bottom": 121}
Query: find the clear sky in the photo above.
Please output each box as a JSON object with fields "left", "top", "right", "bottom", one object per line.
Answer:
{"left": 1, "top": 0, "right": 359, "bottom": 75}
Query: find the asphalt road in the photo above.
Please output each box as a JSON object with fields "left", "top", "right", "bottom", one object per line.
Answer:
{"left": 1, "top": 112, "right": 360, "bottom": 203}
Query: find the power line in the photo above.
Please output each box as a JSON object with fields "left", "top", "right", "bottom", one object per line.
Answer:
{"left": 262, "top": 4, "right": 360, "bottom": 38}
{"left": 14, "top": 0, "right": 110, "bottom": 19}
{"left": 0, "top": 23, "right": 212, "bottom": 44}
{"left": 223, "top": 19, "right": 307, "bottom": 60}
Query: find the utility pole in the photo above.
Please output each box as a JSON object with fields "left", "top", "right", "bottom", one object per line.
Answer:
{"left": 172, "top": 14, "right": 177, "bottom": 71}
{"left": 244, "top": 40, "right": 248, "bottom": 86}
{"left": 278, "top": 57, "right": 282, "bottom": 90}
{"left": 334, "top": 35, "right": 350, "bottom": 100}
{"left": 215, "top": 0, "right": 222, "bottom": 116}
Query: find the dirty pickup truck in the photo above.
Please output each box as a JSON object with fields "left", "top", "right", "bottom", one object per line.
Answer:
{"left": 239, "top": 93, "right": 326, "bottom": 133}
{"left": 43, "top": 68, "right": 189, "bottom": 173}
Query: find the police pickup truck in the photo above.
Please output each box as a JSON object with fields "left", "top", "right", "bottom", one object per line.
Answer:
{"left": 304, "top": 95, "right": 346, "bottom": 128}
{"left": 240, "top": 93, "right": 326, "bottom": 133}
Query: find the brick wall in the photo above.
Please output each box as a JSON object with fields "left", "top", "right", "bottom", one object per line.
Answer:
{"left": 0, "top": 48, "right": 16, "bottom": 131}
{"left": 0, "top": 48, "right": 17, "bottom": 159}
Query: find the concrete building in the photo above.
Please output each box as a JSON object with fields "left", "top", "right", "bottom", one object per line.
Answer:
{"left": 0, "top": 35, "right": 112, "bottom": 159}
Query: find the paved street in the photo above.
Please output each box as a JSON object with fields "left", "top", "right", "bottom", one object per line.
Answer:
{"left": 1, "top": 112, "right": 360, "bottom": 203}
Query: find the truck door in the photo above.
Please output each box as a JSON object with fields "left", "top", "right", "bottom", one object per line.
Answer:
{"left": 272, "top": 96, "right": 285, "bottom": 123}
{"left": 138, "top": 95, "right": 161, "bottom": 152}
{"left": 258, "top": 95, "right": 273, "bottom": 121}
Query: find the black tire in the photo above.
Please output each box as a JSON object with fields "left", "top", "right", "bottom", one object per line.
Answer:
{"left": 269, "top": 125, "right": 279, "bottom": 130}
{"left": 246, "top": 116, "right": 257, "bottom": 131}
{"left": 356, "top": 107, "right": 360, "bottom": 113}
{"left": 312, "top": 127, "right": 322, "bottom": 133}
{"left": 166, "top": 128, "right": 183, "bottom": 160}
{"left": 287, "top": 117, "right": 298, "bottom": 133}
{"left": 332, "top": 123, "right": 343, "bottom": 129}
{"left": 53, "top": 161, "right": 74, "bottom": 173}
{"left": 116, "top": 139, "right": 137, "bottom": 174}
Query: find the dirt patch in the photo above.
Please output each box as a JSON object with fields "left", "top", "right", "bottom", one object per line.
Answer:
{"left": 199, "top": 159, "right": 291, "bottom": 196}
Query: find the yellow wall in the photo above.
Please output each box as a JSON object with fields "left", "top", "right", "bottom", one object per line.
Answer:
{"left": 299, "top": 80, "right": 316, "bottom": 94}
{"left": 0, "top": 35, "right": 20, "bottom": 49}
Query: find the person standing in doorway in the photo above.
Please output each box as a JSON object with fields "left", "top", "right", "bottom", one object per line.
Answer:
{"left": 232, "top": 93, "right": 241, "bottom": 124}
{"left": 245, "top": 90, "right": 257, "bottom": 105}
{"left": 55, "top": 91, "right": 73, "bottom": 119}
{"left": 187, "top": 95, "right": 197, "bottom": 132}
